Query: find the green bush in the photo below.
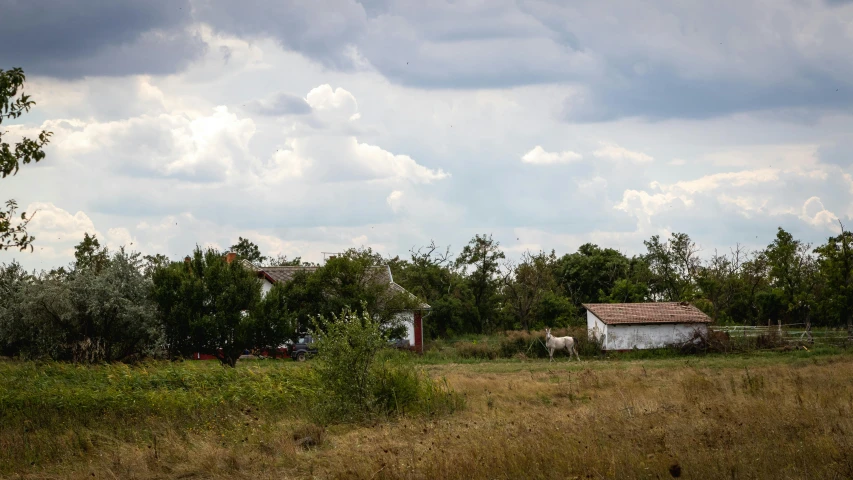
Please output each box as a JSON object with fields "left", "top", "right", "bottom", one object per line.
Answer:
{"left": 311, "top": 307, "right": 464, "bottom": 423}
{"left": 455, "top": 341, "right": 501, "bottom": 359}
{"left": 373, "top": 350, "right": 464, "bottom": 416}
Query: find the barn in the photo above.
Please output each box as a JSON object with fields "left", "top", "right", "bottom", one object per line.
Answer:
{"left": 584, "top": 302, "right": 711, "bottom": 351}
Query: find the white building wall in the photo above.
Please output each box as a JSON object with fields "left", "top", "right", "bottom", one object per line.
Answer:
{"left": 260, "top": 280, "right": 274, "bottom": 298}
{"left": 396, "top": 311, "right": 416, "bottom": 347}
{"left": 604, "top": 323, "right": 708, "bottom": 350}
{"left": 587, "top": 311, "right": 608, "bottom": 344}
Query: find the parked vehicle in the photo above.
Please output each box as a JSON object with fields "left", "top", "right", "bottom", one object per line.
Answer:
{"left": 289, "top": 334, "right": 318, "bottom": 361}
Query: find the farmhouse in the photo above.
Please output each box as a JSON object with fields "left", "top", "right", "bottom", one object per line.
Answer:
{"left": 584, "top": 302, "right": 711, "bottom": 351}
{"left": 225, "top": 253, "right": 429, "bottom": 353}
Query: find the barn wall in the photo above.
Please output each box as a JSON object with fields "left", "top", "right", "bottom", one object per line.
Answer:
{"left": 587, "top": 311, "right": 608, "bottom": 344}
{"left": 604, "top": 323, "right": 708, "bottom": 350}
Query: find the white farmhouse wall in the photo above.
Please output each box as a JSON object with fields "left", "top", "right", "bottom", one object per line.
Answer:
{"left": 260, "top": 280, "right": 274, "bottom": 298}
{"left": 395, "top": 311, "right": 416, "bottom": 347}
{"left": 604, "top": 323, "right": 708, "bottom": 350}
{"left": 587, "top": 311, "right": 608, "bottom": 343}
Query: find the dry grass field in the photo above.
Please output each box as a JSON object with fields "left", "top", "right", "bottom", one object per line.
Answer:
{"left": 3, "top": 351, "right": 853, "bottom": 479}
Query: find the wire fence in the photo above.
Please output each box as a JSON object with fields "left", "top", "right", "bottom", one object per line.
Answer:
{"left": 712, "top": 324, "right": 851, "bottom": 346}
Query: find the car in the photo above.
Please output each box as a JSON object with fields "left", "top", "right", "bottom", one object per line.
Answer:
{"left": 289, "top": 334, "right": 318, "bottom": 361}
{"left": 388, "top": 338, "right": 411, "bottom": 349}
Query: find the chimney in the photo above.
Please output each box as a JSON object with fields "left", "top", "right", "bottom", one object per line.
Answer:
{"left": 226, "top": 252, "right": 237, "bottom": 264}
{"left": 184, "top": 256, "right": 191, "bottom": 264}
{"left": 328, "top": 255, "right": 336, "bottom": 260}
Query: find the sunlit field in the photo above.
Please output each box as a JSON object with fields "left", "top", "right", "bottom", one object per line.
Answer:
{"left": 3, "top": 349, "right": 853, "bottom": 479}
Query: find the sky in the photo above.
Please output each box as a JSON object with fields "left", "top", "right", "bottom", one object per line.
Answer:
{"left": 1, "top": 0, "right": 853, "bottom": 271}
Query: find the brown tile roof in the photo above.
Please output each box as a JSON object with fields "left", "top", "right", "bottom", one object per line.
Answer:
{"left": 582, "top": 302, "right": 711, "bottom": 325}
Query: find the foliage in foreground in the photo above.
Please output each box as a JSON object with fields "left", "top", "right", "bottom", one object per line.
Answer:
{"left": 1, "top": 67, "right": 52, "bottom": 252}
{"left": 311, "top": 306, "right": 464, "bottom": 424}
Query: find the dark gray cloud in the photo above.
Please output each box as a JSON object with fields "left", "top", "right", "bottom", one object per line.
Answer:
{"left": 193, "top": 0, "right": 368, "bottom": 69}
{"left": 0, "top": 0, "right": 204, "bottom": 78}
{"left": 561, "top": 66, "right": 853, "bottom": 123}
{"left": 194, "top": 0, "right": 853, "bottom": 122}
{"left": 248, "top": 92, "right": 312, "bottom": 116}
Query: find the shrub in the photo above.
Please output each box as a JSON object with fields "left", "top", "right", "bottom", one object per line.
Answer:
{"left": 455, "top": 341, "right": 500, "bottom": 359}
{"left": 311, "top": 307, "right": 463, "bottom": 424}
{"left": 373, "top": 350, "right": 464, "bottom": 416}
{"left": 497, "top": 328, "right": 601, "bottom": 359}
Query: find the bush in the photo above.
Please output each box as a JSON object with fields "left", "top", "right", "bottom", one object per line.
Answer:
{"left": 455, "top": 341, "right": 500, "bottom": 359}
{"left": 311, "top": 307, "right": 463, "bottom": 424}
{"left": 373, "top": 350, "right": 464, "bottom": 416}
{"left": 498, "top": 328, "right": 601, "bottom": 359}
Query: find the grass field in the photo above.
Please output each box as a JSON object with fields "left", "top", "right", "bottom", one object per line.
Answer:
{"left": 3, "top": 348, "right": 853, "bottom": 479}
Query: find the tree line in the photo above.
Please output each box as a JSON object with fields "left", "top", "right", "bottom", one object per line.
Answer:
{"left": 2, "top": 225, "right": 852, "bottom": 366}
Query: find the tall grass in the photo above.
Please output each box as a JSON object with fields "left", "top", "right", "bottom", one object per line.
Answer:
{"left": 4, "top": 352, "right": 853, "bottom": 478}
{"left": 0, "top": 354, "right": 462, "bottom": 475}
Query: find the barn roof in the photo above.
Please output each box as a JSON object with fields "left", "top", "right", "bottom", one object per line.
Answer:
{"left": 582, "top": 302, "right": 711, "bottom": 325}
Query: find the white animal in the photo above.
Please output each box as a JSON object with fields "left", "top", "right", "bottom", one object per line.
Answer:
{"left": 545, "top": 328, "right": 580, "bottom": 362}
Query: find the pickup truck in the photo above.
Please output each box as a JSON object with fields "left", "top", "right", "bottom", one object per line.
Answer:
{"left": 289, "top": 334, "right": 318, "bottom": 361}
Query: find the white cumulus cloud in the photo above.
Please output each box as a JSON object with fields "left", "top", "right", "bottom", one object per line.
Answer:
{"left": 521, "top": 146, "right": 582, "bottom": 165}
{"left": 593, "top": 142, "right": 654, "bottom": 164}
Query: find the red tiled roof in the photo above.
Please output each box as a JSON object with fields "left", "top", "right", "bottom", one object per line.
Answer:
{"left": 582, "top": 302, "right": 711, "bottom": 325}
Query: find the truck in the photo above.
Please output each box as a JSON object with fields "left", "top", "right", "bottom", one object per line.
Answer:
{"left": 289, "top": 334, "right": 318, "bottom": 361}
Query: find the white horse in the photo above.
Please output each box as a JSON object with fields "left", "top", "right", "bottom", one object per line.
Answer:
{"left": 545, "top": 328, "right": 580, "bottom": 362}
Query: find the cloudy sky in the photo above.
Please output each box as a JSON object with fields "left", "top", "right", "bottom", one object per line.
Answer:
{"left": 2, "top": 0, "right": 852, "bottom": 271}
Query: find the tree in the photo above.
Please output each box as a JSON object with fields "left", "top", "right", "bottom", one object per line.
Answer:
{"left": 151, "top": 247, "right": 262, "bottom": 367}
{"left": 455, "top": 234, "right": 505, "bottom": 333}
{"left": 764, "top": 228, "right": 814, "bottom": 324}
{"left": 0, "top": 261, "right": 32, "bottom": 356}
{"left": 268, "top": 253, "right": 309, "bottom": 266}
{"left": 251, "top": 282, "right": 297, "bottom": 356}
{"left": 280, "top": 247, "right": 420, "bottom": 336}
{"left": 556, "top": 243, "right": 633, "bottom": 307}
{"left": 0, "top": 250, "right": 161, "bottom": 362}
{"left": 389, "top": 241, "right": 471, "bottom": 338}
{"left": 1, "top": 68, "right": 52, "bottom": 251}
{"left": 502, "top": 250, "right": 557, "bottom": 331}
{"left": 643, "top": 233, "right": 700, "bottom": 301}
{"left": 74, "top": 233, "right": 109, "bottom": 273}
{"left": 814, "top": 223, "right": 853, "bottom": 334}
{"left": 230, "top": 236, "right": 267, "bottom": 265}
{"left": 142, "top": 253, "right": 170, "bottom": 278}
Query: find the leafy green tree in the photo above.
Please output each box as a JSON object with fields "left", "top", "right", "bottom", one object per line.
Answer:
{"left": 281, "top": 248, "right": 420, "bottom": 336}
{"left": 556, "top": 243, "right": 633, "bottom": 306}
{"left": 251, "top": 282, "right": 297, "bottom": 356}
{"left": 389, "top": 241, "right": 472, "bottom": 338}
{"left": 269, "top": 253, "right": 310, "bottom": 266}
{"left": 814, "top": 224, "right": 853, "bottom": 334}
{"left": 142, "top": 253, "right": 170, "bottom": 278}
{"left": 502, "top": 250, "right": 558, "bottom": 331}
{"left": 455, "top": 234, "right": 505, "bottom": 333}
{"left": 1, "top": 68, "right": 52, "bottom": 251}
{"left": 764, "top": 228, "right": 814, "bottom": 324}
{"left": 643, "top": 232, "right": 700, "bottom": 301}
{"left": 151, "top": 247, "right": 262, "bottom": 367}
{"left": 230, "top": 236, "right": 267, "bottom": 265}
{"left": 74, "top": 233, "right": 109, "bottom": 273}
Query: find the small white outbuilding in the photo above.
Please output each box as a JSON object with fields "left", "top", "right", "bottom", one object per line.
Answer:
{"left": 584, "top": 302, "right": 711, "bottom": 351}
